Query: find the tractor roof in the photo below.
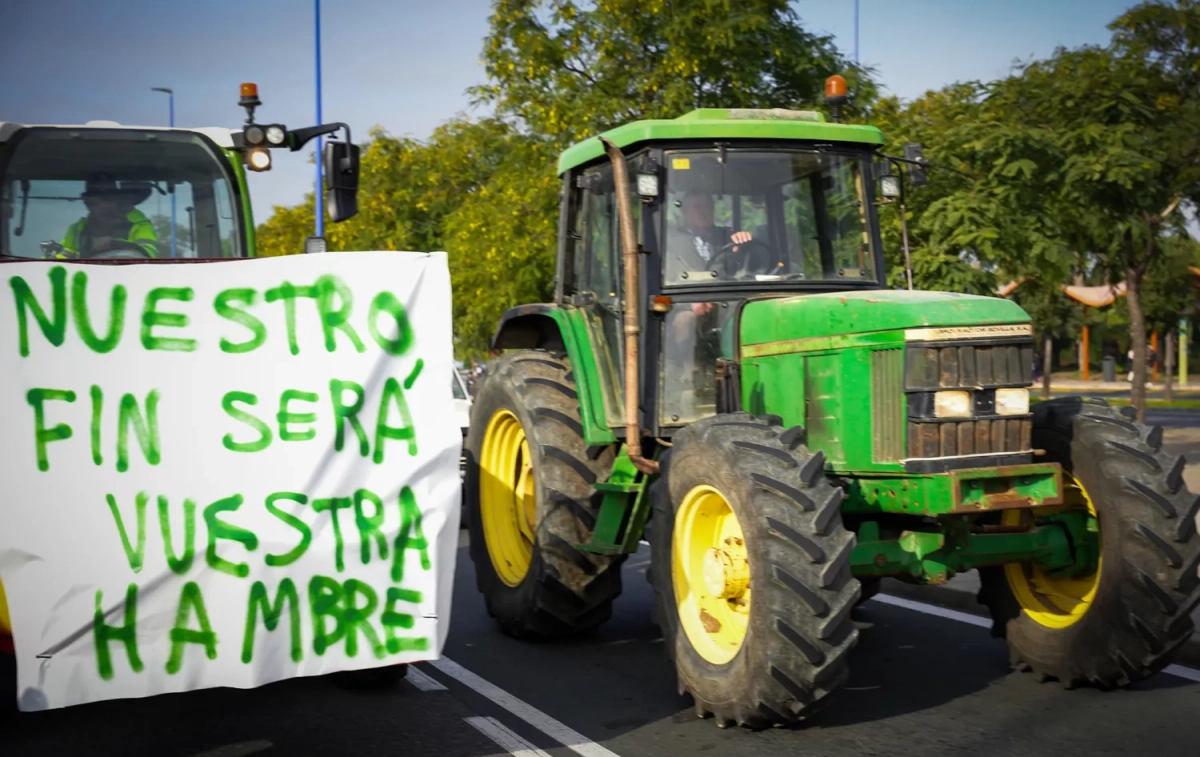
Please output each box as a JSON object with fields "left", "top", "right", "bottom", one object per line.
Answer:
{"left": 0, "top": 121, "right": 239, "bottom": 149}
{"left": 557, "top": 108, "right": 885, "bottom": 175}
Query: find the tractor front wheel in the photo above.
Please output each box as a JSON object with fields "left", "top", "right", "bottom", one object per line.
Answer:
{"left": 648, "top": 412, "right": 860, "bottom": 729}
{"left": 464, "top": 350, "right": 624, "bottom": 639}
{"left": 978, "top": 397, "right": 1200, "bottom": 687}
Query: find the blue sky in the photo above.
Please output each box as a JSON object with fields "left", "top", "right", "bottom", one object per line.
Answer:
{"left": 1, "top": 0, "right": 1142, "bottom": 233}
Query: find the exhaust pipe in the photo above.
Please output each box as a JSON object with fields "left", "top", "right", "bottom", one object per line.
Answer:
{"left": 601, "top": 136, "right": 659, "bottom": 476}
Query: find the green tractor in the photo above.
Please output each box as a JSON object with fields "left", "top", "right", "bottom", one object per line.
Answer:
{"left": 462, "top": 76, "right": 1200, "bottom": 729}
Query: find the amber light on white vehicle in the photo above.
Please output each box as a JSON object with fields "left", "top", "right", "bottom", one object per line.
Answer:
{"left": 996, "top": 387, "right": 1030, "bottom": 416}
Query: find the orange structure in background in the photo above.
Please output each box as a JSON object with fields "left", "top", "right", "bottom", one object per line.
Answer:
{"left": 997, "top": 280, "right": 1130, "bottom": 382}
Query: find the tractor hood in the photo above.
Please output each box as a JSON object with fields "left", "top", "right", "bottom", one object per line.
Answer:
{"left": 739, "top": 290, "right": 1030, "bottom": 356}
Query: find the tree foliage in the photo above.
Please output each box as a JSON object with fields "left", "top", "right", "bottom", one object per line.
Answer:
{"left": 471, "top": 0, "right": 876, "bottom": 143}
{"left": 257, "top": 0, "right": 876, "bottom": 357}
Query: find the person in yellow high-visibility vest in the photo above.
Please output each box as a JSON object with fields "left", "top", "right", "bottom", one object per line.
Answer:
{"left": 61, "top": 173, "right": 158, "bottom": 258}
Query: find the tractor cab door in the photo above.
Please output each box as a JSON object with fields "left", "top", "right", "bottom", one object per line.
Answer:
{"left": 564, "top": 161, "right": 629, "bottom": 432}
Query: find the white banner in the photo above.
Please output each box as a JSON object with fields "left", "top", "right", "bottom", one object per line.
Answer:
{"left": 0, "top": 251, "right": 461, "bottom": 711}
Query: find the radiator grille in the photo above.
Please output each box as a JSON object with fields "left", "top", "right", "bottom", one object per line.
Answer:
{"left": 906, "top": 418, "right": 1033, "bottom": 459}
{"left": 899, "top": 338, "right": 1036, "bottom": 463}
{"left": 906, "top": 343, "right": 1034, "bottom": 390}
{"left": 871, "top": 349, "right": 906, "bottom": 461}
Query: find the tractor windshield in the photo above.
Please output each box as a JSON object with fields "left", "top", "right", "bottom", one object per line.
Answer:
{"left": 1, "top": 128, "right": 245, "bottom": 260}
{"left": 662, "top": 148, "right": 876, "bottom": 286}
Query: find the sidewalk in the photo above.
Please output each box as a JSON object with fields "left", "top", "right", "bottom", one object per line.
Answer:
{"left": 1046, "top": 378, "right": 1200, "bottom": 395}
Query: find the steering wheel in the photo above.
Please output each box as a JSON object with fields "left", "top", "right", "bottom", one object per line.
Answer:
{"left": 93, "top": 248, "right": 153, "bottom": 260}
{"left": 707, "top": 238, "right": 773, "bottom": 279}
{"left": 95, "top": 239, "right": 154, "bottom": 259}
{"left": 37, "top": 239, "right": 153, "bottom": 260}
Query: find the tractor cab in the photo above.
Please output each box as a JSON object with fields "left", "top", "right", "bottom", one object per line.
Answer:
{"left": 0, "top": 83, "right": 361, "bottom": 262}
{"left": 522, "top": 101, "right": 906, "bottom": 435}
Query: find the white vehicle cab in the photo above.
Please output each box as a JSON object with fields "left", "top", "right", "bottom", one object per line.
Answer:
{"left": 453, "top": 368, "right": 472, "bottom": 462}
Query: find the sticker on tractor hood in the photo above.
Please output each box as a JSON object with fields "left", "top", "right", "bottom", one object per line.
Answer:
{"left": 905, "top": 323, "right": 1033, "bottom": 342}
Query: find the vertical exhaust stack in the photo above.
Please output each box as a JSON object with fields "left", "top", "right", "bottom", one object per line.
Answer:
{"left": 601, "top": 136, "right": 659, "bottom": 476}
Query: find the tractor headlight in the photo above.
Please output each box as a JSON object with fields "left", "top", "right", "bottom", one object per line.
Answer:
{"left": 933, "top": 390, "right": 972, "bottom": 418}
{"left": 247, "top": 147, "right": 272, "bottom": 171}
{"left": 266, "top": 125, "right": 286, "bottom": 145}
{"left": 637, "top": 172, "right": 659, "bottom": 197}
{"left": 995, "top": 387, "right": 1030, "bottom": 416}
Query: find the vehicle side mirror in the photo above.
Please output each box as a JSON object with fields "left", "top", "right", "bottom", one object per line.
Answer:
{"left": 904, "top": 143, "right": 928, "bottom": 187}
{"left": 323, "top": 140, "right": 360, "bottom": 223}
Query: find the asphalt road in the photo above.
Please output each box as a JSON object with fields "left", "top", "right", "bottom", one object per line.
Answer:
{"left": 5, "top": 536, "right": 1200, "bottom": 757}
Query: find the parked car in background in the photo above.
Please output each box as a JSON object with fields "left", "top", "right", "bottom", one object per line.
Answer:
{"left": 453, "top": 368, "right": 472, "bottom": 470}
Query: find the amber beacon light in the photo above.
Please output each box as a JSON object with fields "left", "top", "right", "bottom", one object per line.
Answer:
{"left": 824, "top": 74, "right": 848, "bottom": 122}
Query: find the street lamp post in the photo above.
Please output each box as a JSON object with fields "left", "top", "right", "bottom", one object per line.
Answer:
{"left": 151, "top": 87, "right": 177, "bottom": 258}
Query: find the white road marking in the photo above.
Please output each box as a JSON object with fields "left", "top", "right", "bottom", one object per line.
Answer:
{"left": 464, "top": 716, "right": 553, "bottom": 757}
{"left": 873, "top": 593, "right": 1200, "bottom": 683}
{"left": 428, "top": 657, "right": 622, "bottom": 757}
{"left": 870, "top": 593, "right": 990, "bottom": 628}
{"left": 406, "top": 665, "right": 448, "bottom": 691}
{"left": 1165, "top": 664, "right": 1200, "bottom": 683}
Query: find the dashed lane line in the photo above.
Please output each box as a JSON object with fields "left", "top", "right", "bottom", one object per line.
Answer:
{"left": 464, "top": 716, "right": 554, "bottom": 757}
{"left": 427, "top": 657, "right": 622, "bottom": 757}
{"left": 407, "top": 665, "right": 449, "bottom": 692}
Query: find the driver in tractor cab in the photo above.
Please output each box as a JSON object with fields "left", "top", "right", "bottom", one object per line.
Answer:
{"left": 60, "top": 173, "right": 158, "bottom": 259}
{"left": 668, "top": 190, "right": 755, "bottom": 294}
{"left": 665, "top": 190, "right": 757, "bottom": 411}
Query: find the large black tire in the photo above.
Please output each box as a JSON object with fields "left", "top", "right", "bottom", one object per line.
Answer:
{"left": 648, "top": 412, "right": 860, "bottom": 729}
{"left": 464, "top": 350, "right": 625, "bottom": 639}
{"left": 978, "top": 397, "right": 1200, "bottom": 687}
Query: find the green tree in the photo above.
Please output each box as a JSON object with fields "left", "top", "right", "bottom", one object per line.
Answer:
{"left": 472, "top": 0, "right": 876, "bottom": 144}
{"left": 149, "top": 214, "right": 194, "bottom": 255}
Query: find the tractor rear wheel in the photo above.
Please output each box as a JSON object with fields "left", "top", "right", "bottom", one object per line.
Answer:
{"left": 978, "top": 397, "right": 1200, "bottom": 687}
{"left": 648, "top": 412, "right": 860, "bottom": 729}
{"left": 464, "top": 350, "right": 624, "bottom": 639}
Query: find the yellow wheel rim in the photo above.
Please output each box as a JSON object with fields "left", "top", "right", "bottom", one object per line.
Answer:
{"left": 672, "top": 484, "right": 751, "bottom": 665}
{"left": 1003, "top": 471, "right": 1101, "bottom": 629}
{"left": 479, "top": 409, "right": 537, "bottom": 587}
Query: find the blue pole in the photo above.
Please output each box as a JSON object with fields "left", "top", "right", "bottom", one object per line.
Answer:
{"left": 169, "top": 92, "right": 177, "bottom": 258}
{"left": 854, "top": 0, "right": 859, "bottom": 65}
{"left": 315, "top": 0, "right": 324, "bottom": 237}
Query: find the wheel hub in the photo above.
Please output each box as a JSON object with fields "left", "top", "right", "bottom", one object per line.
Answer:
{"left": 703, "top": 542, "right": 749, "bottom": 600}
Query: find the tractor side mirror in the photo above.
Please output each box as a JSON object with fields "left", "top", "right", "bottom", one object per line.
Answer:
{"left": 323, "top": 140, "right": 360, "bottom": 223}
{"left": 904, "top": 143, "right": 928, "bottom": 187}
